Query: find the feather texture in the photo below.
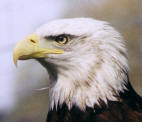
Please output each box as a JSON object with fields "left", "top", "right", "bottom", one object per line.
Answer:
{"left": 35, "top": 18, "right": 142, "bottom": 122}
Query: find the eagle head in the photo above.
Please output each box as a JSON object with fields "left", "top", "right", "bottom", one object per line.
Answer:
{"left": 13, "top": 18, "right": 128, "bottom": 110}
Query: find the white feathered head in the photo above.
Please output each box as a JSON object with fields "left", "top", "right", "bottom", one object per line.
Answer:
{"left": 13, "top": 18, "right": 129, "bottom": 110}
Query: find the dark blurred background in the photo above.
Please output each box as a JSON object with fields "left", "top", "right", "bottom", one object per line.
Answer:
{"left": 0, "top": 0, "right": 142, "bottom": 122}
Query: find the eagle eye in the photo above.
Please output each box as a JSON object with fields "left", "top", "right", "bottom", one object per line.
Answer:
{"left": 55, "top": 35, "right": 69, "bottom": 45}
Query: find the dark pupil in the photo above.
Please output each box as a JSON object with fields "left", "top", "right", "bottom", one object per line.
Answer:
{"left": 56, "top": 36, "right": 65, "bottom": 42}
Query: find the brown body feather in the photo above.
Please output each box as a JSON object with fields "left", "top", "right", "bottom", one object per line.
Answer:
{"left": 46, "top": 81, "right": 142, "bottom": 122}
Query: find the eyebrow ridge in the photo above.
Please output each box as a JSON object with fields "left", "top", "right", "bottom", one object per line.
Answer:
{"left": 44, "top": 34, "right": 78, "bottom": 40}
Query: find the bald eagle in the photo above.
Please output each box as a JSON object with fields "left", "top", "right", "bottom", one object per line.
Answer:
{"left": 13, "top": 18, "right": 142, "bottom": 122}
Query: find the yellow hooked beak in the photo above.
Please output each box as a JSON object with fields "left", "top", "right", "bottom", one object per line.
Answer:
{"left": 13, "top": 34, "right": 64, "bottom": 66}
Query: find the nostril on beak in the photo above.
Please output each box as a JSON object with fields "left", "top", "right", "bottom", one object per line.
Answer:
{"left": 30, "top": 39, "right": 36, "bottom": 43}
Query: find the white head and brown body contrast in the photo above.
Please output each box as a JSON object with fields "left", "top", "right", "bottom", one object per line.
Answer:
{"left": 13, "top": 18, "right": 142, "bottom": 122}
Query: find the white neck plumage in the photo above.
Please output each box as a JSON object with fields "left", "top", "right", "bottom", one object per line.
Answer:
{"left": 48, "top": 51, "right": 129, "bottom": 111}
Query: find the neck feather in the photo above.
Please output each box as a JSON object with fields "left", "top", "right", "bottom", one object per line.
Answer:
{"left": 49, "top": 59, "right": 128, "bottom": 111}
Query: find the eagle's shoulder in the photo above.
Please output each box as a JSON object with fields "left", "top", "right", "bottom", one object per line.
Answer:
{"left": 46, "top": 82, "right": 142, "bottom": 122}
{"left": 93, "top": 101, "right": 142, "bottom": 122}
{"left": 46, "top": 102, "right": 142, "bottom": 122}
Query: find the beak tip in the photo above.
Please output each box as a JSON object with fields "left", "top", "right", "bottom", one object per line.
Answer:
{"left": 14, "top": 60, "right": 18, "bottom": 67}
{"left": 13, "top": 54, "right": 18, "bottom": 67}
{"left": 15, "top": 62, "right": 18, "bottom": 67}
